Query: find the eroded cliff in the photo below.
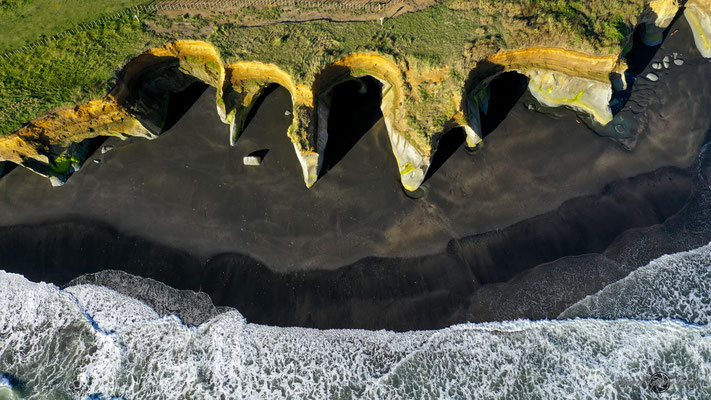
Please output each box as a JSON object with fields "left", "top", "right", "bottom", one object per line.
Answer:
{"left": 2, "top": 0, "right": 709, "bottom": 191}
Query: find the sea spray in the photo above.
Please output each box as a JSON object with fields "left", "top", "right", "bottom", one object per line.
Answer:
{"left": 1, "top": 268, "right": 710, "bottom": 399}
{"left": 561, "top": 242, "right": 711, "bottom": 324}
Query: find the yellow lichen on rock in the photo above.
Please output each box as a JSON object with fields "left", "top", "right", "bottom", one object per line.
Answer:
{"left": 222, "top": 61, "right": 306, "bottom": 142}
{"left": 315, "top": 53, "right": 432, "bottom": 191}
{"left": 460, "top": 47, "right": 623, "bottom": 146}
{"left": 0, "top": 97, "right": 151, "bottom": 171}
{"left": 487, "top": 47, "right": 621, "bottom": 83}
{"left": 0, "top": 40, "right": 225, "bottom": 182}
{"left": 222, "top": 61, "right": 319, "bottom": 186}
{"left": 525, "top": 70, "right": 613, "bottom": 125}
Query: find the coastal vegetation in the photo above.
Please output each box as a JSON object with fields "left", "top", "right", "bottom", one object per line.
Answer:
{"left": 0, "top": 0, "right": 649, "bottom": 137}
{"left": 0, "top": 0, "right": 154, "bottom": 52}
{"left": 1, "top": 0, "right": 696, "bottom": 190}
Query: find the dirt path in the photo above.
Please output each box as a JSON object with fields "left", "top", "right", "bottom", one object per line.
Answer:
{"left": 154, "top": 0, "right": 438, "bottom": 26}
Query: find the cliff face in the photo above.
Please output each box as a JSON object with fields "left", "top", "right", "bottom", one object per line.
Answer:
{"left": 686, "top": 0, "right": 711, "bottom": 58}
{"left": 0, "top": 40, "right": 222, "bottom": 185}
{"left": 639, "top": 0, "right": 681, "bottom": 45}
{"left": 0, "top": 41, "right": 668, "bottom": 190}
{"left": 3, "top": 0, "right": 709, "bottom": 191}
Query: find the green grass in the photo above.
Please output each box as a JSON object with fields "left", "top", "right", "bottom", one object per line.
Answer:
{"left": 0, "top": 0, "right": 154, "bottom": 53}
{"left": 0, "top": 14, "right": 156, "bottom": 135}
{"left": 206, "top": 5, "right": 487, "bottom": 82}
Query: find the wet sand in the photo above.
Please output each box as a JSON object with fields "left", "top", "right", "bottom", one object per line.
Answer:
{"left": 0, "top": 15, "right": 710, "bottom": 330}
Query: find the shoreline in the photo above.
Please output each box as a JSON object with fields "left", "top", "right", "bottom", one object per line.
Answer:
{"left": 0, "top": 163, "right": 696, "bottom": 330}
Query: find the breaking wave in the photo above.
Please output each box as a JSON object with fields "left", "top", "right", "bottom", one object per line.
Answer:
{"left": 1, "top": 243, "right": 711, "bottom": 399}
{"left": 561, "top": 242, "right": 711, "bottom": 324}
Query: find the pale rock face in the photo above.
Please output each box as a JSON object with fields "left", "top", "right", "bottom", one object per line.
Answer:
{"left": 377, "top": 80, "right": 429, "bottom": 192}
{"left": 316, "top": 92, "right": 331, "bottom": 176}
{"left": 523, "top": 69, "right": 613, "bottom": 126}
{"left": 243, "top": 156, "right": 262, "bottom": 166}
{"left": 293, "top": 144, "right": 319, "bottom": 188}
{"left": 642, "top": 0, "right": 681, "bottom": 46}
{"left": 463, "top": 86, "right": 488, "bottom": 148}
{"left": 685, "top": 0, "right": 711, "bottom": 58}
{"left": 383, "top": 126, "right": 428, "bottom": 192}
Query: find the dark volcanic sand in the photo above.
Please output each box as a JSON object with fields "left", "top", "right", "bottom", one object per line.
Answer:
{"left": 0, "top": 16, "right": 710, "bottom": 330}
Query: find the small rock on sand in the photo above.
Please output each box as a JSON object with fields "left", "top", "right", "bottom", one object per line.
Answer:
{"left": 663, "top": 56, "right": 670, "bottom": 69}
{"left": 93, "top": 159, "right": 101, "bottom": 164}
{"left": 243, "top": 156, "right": 262, "bottom": 166}
{"left": 284, "top": 110, "right": 291, "bottom": 116}
{"left": 674, "top": 59, "right": 684, "bottom": 66}
{"left": 651, "top": 62, "right": 662, "bottom": 70}
{"left": 645, "top": 72, "right": 659, "bottom": 82}
{"left": 101, "top": 145, "right": 113, "bottom": 154}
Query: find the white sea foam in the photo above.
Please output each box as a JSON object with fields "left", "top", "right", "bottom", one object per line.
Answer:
{"left": 65, "top": 285, "right": 159, "bottom": 334}
{"left": 560, "top": 242, "right": 711, "bottom": 324}
{"left": 1, "top": 240, "right": 711, "bottom": 400}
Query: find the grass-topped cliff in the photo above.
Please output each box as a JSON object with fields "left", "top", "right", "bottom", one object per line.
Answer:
{"left": 0, "top": 0, "right": 693, "bottom": 189}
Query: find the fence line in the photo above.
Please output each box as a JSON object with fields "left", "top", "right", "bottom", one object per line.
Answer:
{"left": 0, "top": 0, "right": 400, "bottom": 60}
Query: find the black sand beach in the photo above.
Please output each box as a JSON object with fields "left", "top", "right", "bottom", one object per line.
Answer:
{"left": 0, "top": 15, "right": 710, "bottom": 330}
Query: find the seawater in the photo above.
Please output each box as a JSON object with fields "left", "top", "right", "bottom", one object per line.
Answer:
{"left": 1, "top": 245, "right": 711, "bottom": 399}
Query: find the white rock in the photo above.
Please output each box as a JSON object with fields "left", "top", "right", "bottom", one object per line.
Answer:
{"left": 93, "top": 159, "right": 101, "bottom": 164}
{"left": 685, "top": 3, "right": 711, "bottom": 58}
{"left": 49, "top": 176, "right": 65, "bottom": 187}
{"left": 645, "top": 72, "right": 659, "bottom": 81}
{"left": 284, "top": 110, "right": 291, "bottom": 116}
{"left": 674, "top": 58, "right": 684, "bottom": 65}
{"left": 524, "top": 69, "right": 613, "bottom": 125}
{"left": 101, "top": 145, "right": 113, "bottom": 154}
{"left": 243, "top": 156, "right": 262, "bottom": 166}
{"left": 663, "top": 56, "right": 670, "bottom": 68}
{"left": 651, "top": 62, "right": 663, "bottom": 70}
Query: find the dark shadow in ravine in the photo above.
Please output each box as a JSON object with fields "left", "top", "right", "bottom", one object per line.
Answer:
{"left": 320, "top": 77, "right": 383, "bottom": 176}
{"left": 242, "top": 83, "right": 281, "bottom": 133}
{"left": 162, "top": 81, "right": 209, "bottom": 132}
{"left": 424, "top": 128, "right": 466, "bottom": 183}
{"left": 480, "top": 71, "right": 529, "bottom": 137}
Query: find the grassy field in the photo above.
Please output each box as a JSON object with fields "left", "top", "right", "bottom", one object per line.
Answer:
{"left": 0, "top": 0, "right": 154, "bottom": 53}
{"left": 0, "top": 14, "right": 157, "bottom": 135}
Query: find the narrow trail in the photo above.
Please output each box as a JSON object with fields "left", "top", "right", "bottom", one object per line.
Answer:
{"left": 154, "top": 0, "right": 437, "bottom": 26}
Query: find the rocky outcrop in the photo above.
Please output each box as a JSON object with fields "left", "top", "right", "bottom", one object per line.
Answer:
{"left": 9, "top": 2, "right": 707, "bottom": 192}
{"left": 639, "top": 0, "right": 681, "bottom": 46}
{"left": 220, "top": 61, "right": 319, "bottom": 187}
{"left": 525, "top": 70, "right": 613, "bottom": 126}
{"left": 0, "top": 42, "right": 634, "bottom": 191}
{"left": 463, "top": 48, "right": 624, "bottom": 143}
{"left": 686, "top": 0, "right": 711, "bottom": 58}
{"left": 0, "top": 40, "right": 223, "bottom": 184}
{"left": 314, "top": 54, "right": 430, "bottom": 191}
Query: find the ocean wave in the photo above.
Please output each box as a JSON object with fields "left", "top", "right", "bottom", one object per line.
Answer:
{"left": 1, "top": 269, "right": 710, "bottom": 399}
{"left": 560, "top": 242, "right": 711, "bottom": 324}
